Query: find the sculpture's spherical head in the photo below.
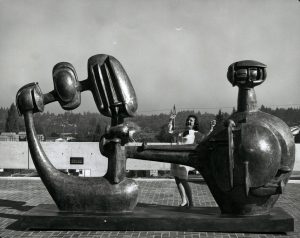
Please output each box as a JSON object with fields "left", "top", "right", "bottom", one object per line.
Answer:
{"left": 227, "top": 60, "right": 267, "bottom": 88}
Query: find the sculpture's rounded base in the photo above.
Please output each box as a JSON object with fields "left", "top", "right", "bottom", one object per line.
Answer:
{"left": 48, "top": 175, "right": 139, "bottom": 213}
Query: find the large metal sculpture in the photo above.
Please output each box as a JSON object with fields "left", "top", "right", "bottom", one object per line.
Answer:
{"left": 16, "top": 55, "right": 139, "bottom": 213}
{"left": 16, "top": 54, "right": 295, "bottom": 231}
{"left": 125, "top": 60, "right": 295, "bottom": 216}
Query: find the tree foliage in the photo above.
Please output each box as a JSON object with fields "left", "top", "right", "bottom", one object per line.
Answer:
{"left": 0, "top": 104, "right": 299, "bottom": 142}
{"left": 5, "top": 103, "right": 19, "bottom": 133}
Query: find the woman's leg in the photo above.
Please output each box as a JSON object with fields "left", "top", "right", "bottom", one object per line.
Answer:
{"left": 174, "top": 177, "right": 188, "bottom": 206}
{"left": 181, "top": 179, "right": 194, "bottom": 207}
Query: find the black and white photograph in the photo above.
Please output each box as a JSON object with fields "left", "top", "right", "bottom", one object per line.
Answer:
{"left": 0, "top": 0, "right": 299, "bottom": 237}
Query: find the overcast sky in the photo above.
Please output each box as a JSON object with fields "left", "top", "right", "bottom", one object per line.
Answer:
{"left": 0, "top": 0, "right": 299, "bottom": 115}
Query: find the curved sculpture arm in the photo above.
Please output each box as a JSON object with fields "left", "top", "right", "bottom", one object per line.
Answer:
{"left": 16, "top": 72, "right": 139, "bottom": 213}
{"left": 20, "top": 108, "right": 139, "bottom": 213}
{"left": 24, "top": 110, "right": 59, "bottom": 179}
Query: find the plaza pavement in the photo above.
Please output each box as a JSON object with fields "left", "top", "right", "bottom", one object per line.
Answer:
{"left": 0, "top": 177, "right": 299, "bottom": 238}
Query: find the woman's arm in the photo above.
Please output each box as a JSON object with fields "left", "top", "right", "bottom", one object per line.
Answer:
{"left": 207, "top": 120, "right": 216, "bottom": 135}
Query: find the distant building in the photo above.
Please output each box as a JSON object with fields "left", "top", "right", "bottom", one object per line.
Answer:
{"left": 18, "top": 131, "right": 27, "bottom": 141}
{"left": 60, "top": 133, "right": 74, "bottom": 137}
{"left": 36, "top": 134, "right": 45, "bottom": 141}
{"left": 0, "top": 132, "right": 44, "bottom": 142}
{"left": 49, "top": 133, "right": 77, "bottom": 142}
{"left": 66, "top": 136, "right": 76, "bottom": 142}
{"left": 0, "top": 132, "right": 19, "bottom": 141}
{"left": 18, "top": 131, "right": 44, "bottom": 142}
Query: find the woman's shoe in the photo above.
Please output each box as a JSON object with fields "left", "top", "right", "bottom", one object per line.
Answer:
{"left": 179, "top": 202, "right": 189, "bottom": 207}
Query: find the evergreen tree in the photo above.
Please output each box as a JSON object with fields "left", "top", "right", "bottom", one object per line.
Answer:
{"left": 156, "top": 123, "right": 174, "bottom": 142}
{"left": 231, "top": 107, "right": 236, "bottom": 114}
{"left": 93, "top": 123, "right": 102, "bottom": 142}
{"left": 0, "top": 107, "right": 8, "bottom": 132}
{"left": 5, "top": 103, "right": 19, "bottom": 133}
{"left": 215, "top": 109, "right": 224, "bottom": 125}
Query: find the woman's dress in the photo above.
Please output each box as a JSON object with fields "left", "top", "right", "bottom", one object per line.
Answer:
{"left": 170, "top": 129, "right": 199, "bottom": 180}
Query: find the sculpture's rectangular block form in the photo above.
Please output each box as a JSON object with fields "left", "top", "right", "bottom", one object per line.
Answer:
{"left": 16, "top": 204, "right": 294, "bottom": 233}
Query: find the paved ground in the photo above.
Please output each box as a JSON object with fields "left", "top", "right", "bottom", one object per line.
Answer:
{"left": 0, "top": 178, "right": 299, "bottom": 238}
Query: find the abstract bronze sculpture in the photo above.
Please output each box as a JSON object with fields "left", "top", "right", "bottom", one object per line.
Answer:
{"left": 16, "top": 55, "right": 139, "bottom": 213}
{"left": 16, "top": 55, "right": 295, "bottom": 231}
{"left": 126, "top": 60, "right": 295, "bottom": 216}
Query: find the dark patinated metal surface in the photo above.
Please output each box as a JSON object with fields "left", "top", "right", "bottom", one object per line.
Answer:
{"left": 124, "top": 60, "right": 295, "bottom": 216}
{"left": 16, "top": 54, "right": 138, "bottom": 212}
{"left": 18, "top": 204, "right": 294, "bottom": 232}
{"left": 24, "top": 109, "right": 138, "bottom": 212}
{"left": 87, "top": 55, "right": 137, "bottom": 124}
{"left": 16, "top": 57, "right": 295, "bottom": 219}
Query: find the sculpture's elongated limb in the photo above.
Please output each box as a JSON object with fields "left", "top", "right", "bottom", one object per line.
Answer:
{"left": 22, "top": 109, "right": 138, "bottom": 212}
{"left": 125, "top": 144, "right": 208, "bottom": 169}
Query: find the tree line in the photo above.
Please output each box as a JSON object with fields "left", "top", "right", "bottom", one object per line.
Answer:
{"left": 0, "top": 103, "right": 299, "bottom": 142}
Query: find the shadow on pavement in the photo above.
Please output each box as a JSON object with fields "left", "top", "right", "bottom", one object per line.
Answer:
{"left": 0, "top": 199, "right": 34, "bottom": 211}
{"left": 0, "top": 199, "right": 35, "bottom": 230}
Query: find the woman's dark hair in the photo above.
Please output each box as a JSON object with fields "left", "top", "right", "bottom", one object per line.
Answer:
{"left": 186, "top": 115, "right": 199, "bottom": 131}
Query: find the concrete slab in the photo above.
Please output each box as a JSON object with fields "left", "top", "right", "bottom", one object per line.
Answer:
{"left": 14, "top": 204, "right": 294, "bottom": 233}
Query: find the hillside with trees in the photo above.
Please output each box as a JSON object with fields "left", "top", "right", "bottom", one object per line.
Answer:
{"left": 0, "top": 103, "right": 299, "bottom": 142}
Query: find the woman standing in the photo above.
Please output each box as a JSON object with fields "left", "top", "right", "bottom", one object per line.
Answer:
{"left": 168, "top": 115, "right": 215, "bottom": 208}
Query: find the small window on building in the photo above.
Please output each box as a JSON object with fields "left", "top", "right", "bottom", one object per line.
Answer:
{"left": 70, "top": 157, "right": 84, "bottom": 165}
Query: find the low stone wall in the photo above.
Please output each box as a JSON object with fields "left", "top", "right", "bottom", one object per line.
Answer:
{"left": 0, "top": 142, "right": 170, "bottom": 177}
{"left": 0, "top": 142, "right": 299, "bottom": 177}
